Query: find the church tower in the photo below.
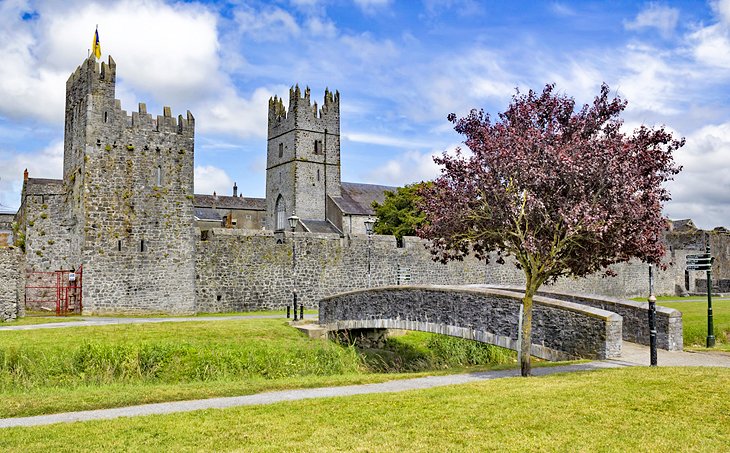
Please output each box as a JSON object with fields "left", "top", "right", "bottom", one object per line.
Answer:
{"left": 63, "top": 55, "right": 196, "bottom": 313}
{"left": 265, "top": 86, "right": 341, "bottom": 230}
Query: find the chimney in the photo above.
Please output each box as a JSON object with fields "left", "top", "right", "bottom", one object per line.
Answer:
{"left": 23, "top": 168, "right": 28, "bottom": 182}
{"left": 233, "top": 182, "right": 238, "bottom": 197}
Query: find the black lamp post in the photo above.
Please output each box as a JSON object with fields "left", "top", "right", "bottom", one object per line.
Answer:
{"left": 364, "top": 217, "right": 375, "bottom": 288}
{"left": 648, "top": 264, "right": 657, "bottom": 366}
{"left": 288, "top": 213, "right": 299, "bottom": 320}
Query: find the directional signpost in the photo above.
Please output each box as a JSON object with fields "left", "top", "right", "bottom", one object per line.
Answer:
{"left": 686, "top": 243, "right": 715, "bottom": 347}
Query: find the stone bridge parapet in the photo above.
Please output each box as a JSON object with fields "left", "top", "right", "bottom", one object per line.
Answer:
{"left": 319, "top": 285, "right": 623, "bottom": 360}
{"left": 483, "top": 285, "right": 683, "bottom": 351}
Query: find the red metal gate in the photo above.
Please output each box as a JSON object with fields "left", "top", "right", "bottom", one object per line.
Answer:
{"left": 25, "top": 266, "right": 83, "bottom": 316}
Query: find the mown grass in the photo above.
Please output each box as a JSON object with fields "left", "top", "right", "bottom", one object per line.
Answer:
{"left": 0, "top": 319, "right": 514, "bottom": 418}
{"left": 659, "top": 299, "right": 730, "bottom": 351}
{"left": 1, "top": 367, "right": 728, "bottom": 452}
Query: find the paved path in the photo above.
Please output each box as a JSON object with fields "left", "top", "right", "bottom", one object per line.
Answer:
{"left": 1, "top": 315, "right": 729, "bottom": 428}
{"left": 0, "top": 314, "right": 315, "bottom": 331}
{"left": 0, "top": 361, "right": 623, "bottom": 428}
{"left": 608, "top": 341, "right": 730, "bottom": 367}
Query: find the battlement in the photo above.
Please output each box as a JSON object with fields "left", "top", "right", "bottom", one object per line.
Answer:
{"left": 66, "top": 55, "right": 116, "bottom": 92}
{"left": 120, "top": 103, "right": 195, "bottom": 136}
{"left": 268, "top": 85, "right": 340, "bottom": 135}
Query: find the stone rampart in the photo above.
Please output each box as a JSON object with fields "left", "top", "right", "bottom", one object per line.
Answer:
{"left": 485, "top": 285, "right": 683, "bottom": 351}
{"left": 195, "top": 230, "right": 487, "bottom": 312}
{"left": 318, "top": 286, "right": 622, "bottom": 360}
{"left": 0, "top": 247, "right": 22, "bottom": 322}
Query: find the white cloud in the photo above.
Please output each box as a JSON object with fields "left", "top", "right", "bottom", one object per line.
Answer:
{"left": 197, "top": 86, "right": 285, "bottom": 139}
{"left": 665, "top": 122, "right": 730, "bottom": 229}
{"left": 624, "top": 3, "right": 679, "bottom": 38}
{"left": 688, "top": 24, "right": 730, "bottom": 69}
{"left": 368, "top": 144, "right": 464, "bottom": 186}
{"left": 713, "top": 0, "right": 730, "bottom": 25}
{"left": 194, "top": 165, "right": 234, "bottom": 196}
{"left": 354, "top": 0, "right": 392, "bottom": 15}
{"left": 0, "top": 141, "right": 64, "bottom": 211}
{"left": 345, "top": 132, "right": 432, "bottom": 148}
{"left": 234, "top": 6, "right": 301, "bottom": 41}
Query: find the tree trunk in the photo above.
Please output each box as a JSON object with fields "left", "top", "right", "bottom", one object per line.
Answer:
{"left": 520, "top": 285, "right": 536, "bottom": 377}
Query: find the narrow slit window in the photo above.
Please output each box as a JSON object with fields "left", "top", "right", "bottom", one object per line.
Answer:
{"left": 140, "top": 239, "right": 146, "bottom": 252}
{"left": 314, "top": 140, "right": 322, "bottom": 154}
{"left": 278, "top": 143, "right": 283, "bottom": 158}
{"left": 317, "top": 169, "right": 320, "bottom": 181}
{"left": 117, "top": 240, "right": 122, "bottom": 251}
{"left": 156, "top": 166, "right": 162, "bottom": 186}
{"left": 104, "top": 112, "right": 108, "bottom": 123}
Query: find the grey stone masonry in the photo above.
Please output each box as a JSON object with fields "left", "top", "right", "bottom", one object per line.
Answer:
{"left": 319, "top": 286, "right": 623, "bottom": 360}
{"left": 0, "top": 247, "right": 22, "bottom": 321}
{"left": 195, "top": 230, "right": 487, "bottom": 312}
{"left": 486, "top": 286, "right": 683, "bottom": 351}
{"left": 63, "top": 56, "right": 196, "bottom": 314}
{"left": 266, "top": 86, "right": 341, "bottom": 229}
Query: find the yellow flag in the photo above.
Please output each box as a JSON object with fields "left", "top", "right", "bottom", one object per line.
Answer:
{"left": 91, "top": 29, "right": 101, "bottom": 59}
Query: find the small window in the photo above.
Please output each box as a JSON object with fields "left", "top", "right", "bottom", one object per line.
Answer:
{"left": 314, "top": 140, "right": 322, "bottom": 154}
{"left": 117, "top": 240, "right": 122, "bottom": 252}
{"left": 140, "top": 239, "right": 147, "bottom": 252}
{"left": 278, "top": 143, "right": 283, "bottom": 158}
{"left": 317, "top": 169, "right": 320, "bottom": 181}
{"left": 104, "top": 112, "right": 108, "bottom": 123}
{"left": 156, "top": 166, "right": 162, "bottom": 186}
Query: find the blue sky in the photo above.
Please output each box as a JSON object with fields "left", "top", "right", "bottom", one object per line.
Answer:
{"left": 1, "top": 0, "right": 729, "bottom": 229}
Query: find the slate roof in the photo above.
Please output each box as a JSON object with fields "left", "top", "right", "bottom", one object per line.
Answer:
{"left": 194, "top": 207, "right": 222, "bottom": 222}
{"left": 194, "top": 194, "right": 265, "bottom": 211}
{"left": 299, "top": 219, "right": 342, "bottom": 234}
{"left": 330, "top": 182, "right": 397, "bottom": 216}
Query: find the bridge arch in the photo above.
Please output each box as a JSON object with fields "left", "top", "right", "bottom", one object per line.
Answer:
{"left": 319, "top": 285, "right": 623, "bottom": 360}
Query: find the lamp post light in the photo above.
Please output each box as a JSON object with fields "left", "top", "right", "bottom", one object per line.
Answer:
{"left": 364, "top": 217, "right": 375, "bottom": 288}
{"left": 288, "top": 213, "right": 299, "bottom": 321}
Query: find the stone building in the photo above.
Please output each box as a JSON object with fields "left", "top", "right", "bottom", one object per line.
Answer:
{"left": 3, "top": 51, "right": 729, "bottom": 319}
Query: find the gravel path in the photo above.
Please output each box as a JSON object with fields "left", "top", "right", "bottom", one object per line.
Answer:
{"left": 0, "top": 361, "right": 624, "bottom": 428}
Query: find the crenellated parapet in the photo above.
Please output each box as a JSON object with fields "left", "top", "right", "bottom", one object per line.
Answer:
{"left": 65, "top": 55, "right": 117, "bottom": 94}
{"left": 268, "top": 85, "right": 340, "bottom": 136}
{"left": 121, "top": 103, "right": 195, "bottom": 137}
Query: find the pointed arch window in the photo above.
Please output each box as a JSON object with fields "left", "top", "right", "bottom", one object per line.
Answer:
{"left": 275, "top": 195, "right": 287, "bottom": 231}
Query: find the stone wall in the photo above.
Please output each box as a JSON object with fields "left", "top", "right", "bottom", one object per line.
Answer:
{"left": 319, "top": 286, "right": 623, "bottom": 360}
{"left": 0, "top": 247, "right": 21, "bottom": 321}
{"left": 195, "top": 230, "right": 487, "bottom": 312}
{"left": 482, "top": 253, "right": 682, "bottom": 299}
{"left": 487, "top": 286, "right": 683, "bottom": 350}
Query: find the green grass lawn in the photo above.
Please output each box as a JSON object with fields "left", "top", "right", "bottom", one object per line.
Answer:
{"left": 658, "top": 299, "right": 730, "bottom": 350}
{"left": 0, "top": 319, "right": 515, "bottom": 418}
{"left": 0, "top": 367, "right": 727, "bottom": 452}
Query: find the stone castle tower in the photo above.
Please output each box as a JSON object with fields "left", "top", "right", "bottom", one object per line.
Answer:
{"left": 265, "top": 86, "right": 341, "bottom": 230}
{"left": 63, "top": 55, "right": 196, "bottom": 313}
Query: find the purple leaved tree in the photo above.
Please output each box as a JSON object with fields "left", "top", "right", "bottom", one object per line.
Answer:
{"left": 418, "top": 84, "right": 684, "bottom": 376}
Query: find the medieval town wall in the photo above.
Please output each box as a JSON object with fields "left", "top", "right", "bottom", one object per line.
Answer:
{"left": 0, "top": 247, "right": 22, "bottom": 321}
{"left": 195, "top": 230, "right": 487, "bottom": 312}
{"left": 194, "top": 228, "right": 692, "bottom": 313}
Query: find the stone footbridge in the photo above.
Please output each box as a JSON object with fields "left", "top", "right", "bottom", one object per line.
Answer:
{"left": 317, "top": 285, "right": 683, "bottom": 361}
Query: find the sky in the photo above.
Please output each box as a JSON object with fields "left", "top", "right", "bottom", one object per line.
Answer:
{"left": 0, "top": 0, "right": 729, "bottom": 229}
